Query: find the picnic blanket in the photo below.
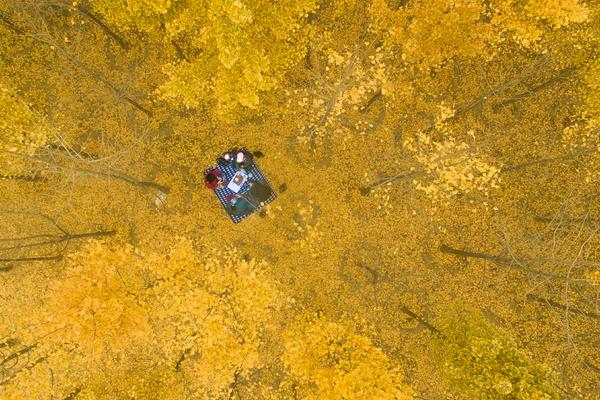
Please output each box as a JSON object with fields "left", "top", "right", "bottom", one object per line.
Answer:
{"left": 212, "top": 153, "right": 276, "bottom": 223}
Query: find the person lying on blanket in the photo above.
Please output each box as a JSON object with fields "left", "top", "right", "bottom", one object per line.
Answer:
{"left": 226, "top": 194, "right": 254, "bottom": 216}
{"left": 234, "top": 149, "right": 254, "bottom": 171}
{"left": 204, "top": 168, "right": 225, "bottom": 190}
{"left": 217, "top": 148, "right": 257, "bottom": 171}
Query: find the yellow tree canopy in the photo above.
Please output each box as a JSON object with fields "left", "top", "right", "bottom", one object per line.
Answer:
{"left": 370, "top": 0, "right": 591, "bottom": 71}
{"left": 283, "top": 313, "right": 414, "bottom": 400}
{"left": 433, "top": 308, "right": 559, "bottom": 400}
{"left": 90, "top": 0, "right": 318, "bottom": 121}
{"left": 0, "top": 83, "right": 50, "bottom": 175}
{"left": 3, "top": 239, "right": 286, "bottom": 400}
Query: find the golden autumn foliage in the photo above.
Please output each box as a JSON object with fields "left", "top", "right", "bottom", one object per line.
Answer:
{"left": 0, "top": 83, "right": 49, "bottom": 155}
{"left": 91, "top": 0, "right": 317, "bottom": 121}
{"left": 0, "top": 83, "right": 50, "bottom": 176}
{"left": 433, "top": 309, "right": 559, "bottom": 400}
{"left": 371, "top": 0, "right": 591, "bottom": 69}
{"left": 1, "top": 0, "right": 599, "bottom": 398}
{"left": 2, "top": 240, "right": 284, "bottom": 399}
{"left": 371, "top": 0, "right": 497, "bottom": 71}
{"left": 41, "top": 241, "right": 150, "bottom": 356}
{"left": 283, "top": 313, "right": 414, "bottom": 400}
{"left": 88, "top": 0, "right": 174, "bottom": 34}
{"left": 491, "top": 0, "right": 590, "bottom": 49}
{"left": 404, "top": 129, "right": 501, "bottom": 202}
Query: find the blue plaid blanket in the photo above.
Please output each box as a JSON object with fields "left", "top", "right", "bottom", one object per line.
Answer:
{"left": 211, "top": 156, "right": 276, "bottom": 224}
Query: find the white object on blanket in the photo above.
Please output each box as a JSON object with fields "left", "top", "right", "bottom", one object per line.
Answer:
{"left": 227, "top": 171, "right": 248, "bottom": 193}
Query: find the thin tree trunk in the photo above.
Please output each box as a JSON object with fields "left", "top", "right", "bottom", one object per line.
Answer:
{"left": 360, "top": 169, "right": 425, "bottom": 195}
{"left": 399, "top": 305, "right": 442, "bottom": 336}
{"left": 0, "top": 13, "right": 152, "bottom": 116}
{"left": 439, "top": 244, "right": 597, "bottom": 281}
{"left": 0, "top": 12, "right": 24, "bottom": 35}
{"left": 171, "top": 39, "right": 188, "bottom": 61}
{"left": 63, "top": 388, "right": 81, "bottom": 400}
{"left": 493, "top": 68, "right": 575, "bottom": 111}
{"left": 526, "top": 294, "right": 599, "bottom": 320}
{"left": 361, "top": 148, "right": 596, "bottom": 195}
{"left": 308, "top": 40, "right": 363, "bottom": 149}
{"left": 0, "top": 229, "right": 116, "bottom": 263}
{"left": 0, "top": 344, "right": 37, "bottom": 367}
{"left": 360, "top": 89, "right": 382, "bottom": 113}
{"left": 423, "top": 56, "right": 549, "bottom": 134}
{"left": 0, "top": 355, "right": 48, "bottom": 386}
{"left": 0, "top": 174, "right": 47, "bottom": 183}
{"left": 10, "top": 152, "right": 170, "bottom": 193}
{"left": 0, "top": 254, "right": 63, "bottom": 263}
{"left": 502, "top": 149, "right": 596, "bottom": 172}
{"left": 0, "top": 338, "right": 18, "bottom": 349}
{"left": 1, "top": 229, "right": 116, "bottom": 251}
{"left": 76, "top": 5, "right": 129, "bottom": 50}
{"left": 48, "top": 143, "right": 99, "bottom": 161}
{"left": 534, "top": 215, "right": 600, "bottom": 225}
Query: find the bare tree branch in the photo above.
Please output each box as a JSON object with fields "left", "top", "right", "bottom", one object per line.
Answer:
{"left": 493, "top": 68, "right": 575, "bottom": 112}
{"left": 7, "top": 151, "right": 170, "bottom": 193}
{"left": 0, "top": 211, "right": 116, "bottom": 264}
{"left": 76, "top": 5, "right": 129, "bottom": 50}
{"left": 439, "top": 244, "right": 598, "bottom": 281}
{"left": 360, "top": 169, "right": 425, "bottom": 195}
{"left": 526, "top": 294, "right": 599, "bottom": 320}
{"left": 502, "top": 149, "right": 596, "bottom": 172}
{"left": 0, "top": 254, "right": 63, "bottom": 263}
{"left": 399, "top": 305, "right": 442, "bottom": 336}
{"left": 307, "top": 39, "right": 364, "bottom": 150}
{"left": 0, "top": 12, "right": 151, "bottom": 116}
{"left": 63, "top": 387, "right": 81, "bottom": 400}
{"left": 0, "top": 344, "right": 37, "bottom": 367}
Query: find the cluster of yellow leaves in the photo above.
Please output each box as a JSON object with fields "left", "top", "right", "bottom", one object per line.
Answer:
{"left": 491, "top": 0, "right": 590, "bottom": 49}
{"left": 292, "top": 200, "right": 323, "bottom": 258}
{"left": 79, "top": 361, "right": 185, "bottom": 400}
{"left": 5, "top": 239, "right": 285, "bottom": 400}
{"left": 586, "top": 269, "right": 600, "bottom": 286}
{"left": 433, "top": 309, "right": 558, "bottom": 399}
{"left": 581, "top": 53, "right": 600, "bottom": 127}
{"left": 294, "top": 45, "right": 390, "bottom": 145}
{"left": 331, "top": 0, "right": 358, "bottom": 18}
{"left": 0, "top": 83, "right": 49, "bottom": 156}
{"left": 371, "top": 183, "right": 393, "bottom": 214}
{"left": 147, "top": 239, "right": 287, "bottom": 398}
{"left": 561, "top": 118, "right": 599, "bottom": 152}
{"left": 523, "top": 0, "right": 590, "bottom": 29}
{"left": 371, "top": 0, "right": 496, "bottom": 71}
{"left": 561, "top": 52, "right": 600, "bottom": 182}
{"left": 404, "top": 129, "right": 501, "bottom": 202}
{"left": 369, "top": 0, "right": 590, "bottom": 70}
{"left": 41, "top": 241, "right": 150, "bottom": 356}
{"left": 92, "top": 0, "right": 317, "bottom": 122}
{"left": 89, "top": 0, "right": 175, "bottom": 34}
{"left": 283, "top": 313, "right": 414, "bottom": 400}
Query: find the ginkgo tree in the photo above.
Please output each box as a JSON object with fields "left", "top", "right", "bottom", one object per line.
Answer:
{"left": 283, "top": 313, "right": 415, "bottom": 400}
{"left": 0, "top": 83, "right": 50, "bottom": 177}
{"left": 90, "top": 0, "right": 318, "bottom": 122}
{"left": 432, "top": 308, "right": 559, "bottom": 400}
{"left": 1, "top": 239, "right": 287, "bottom": 400}
{"left": 369, "top": 0, "right": 591, "bottom": 71}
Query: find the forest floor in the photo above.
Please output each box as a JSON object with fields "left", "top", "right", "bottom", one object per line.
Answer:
{"left": 1, "top": 1, "right": 599, "bottom": 399}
